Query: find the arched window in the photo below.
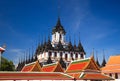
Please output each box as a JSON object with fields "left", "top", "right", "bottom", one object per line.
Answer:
{"left": 75, "top": 53, "right": 78, "bottom": 59}
{"left": 65, "top": 54, "right": 67, "bottom": 60}
{"left": 81, "top": 54, "right": 83, "bottom": 58}
{"left": 109, "top": 73, "right": 112, "bottom": 77}
{"left": 60, "top": 52, "right": 63, "bottom": 57}
{"left": 49, "top": 51, "right": 52, "bottom": 57}
{"left": 60, "top": 34, "right": 62, "bottom": 40}
{"left": 115, "top": 73, "right": 118, "bottom": 79}
{"left": 71, "top": 53, "right": 73, "bottom": 57}
{"left": 54, "top": 52, "right": 57, "bottom": 57}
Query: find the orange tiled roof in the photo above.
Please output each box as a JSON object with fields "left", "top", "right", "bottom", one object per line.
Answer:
{"left": 21, "top": 64, "right": 34, "bottom": 72}
{"left": 21, "top": 61, "right": 41, "bottom": 72}
{"left": 66, "top": 58, "right": 90, "bottom": 73}
{"left": 107, "top": 55, "right": 120, "bottom": 65}
{"left": 102, "top": 55, "right": 120, "bottom": 73}
{"left": 42, "top": 62, "right": 64, "bottom": 72}
{"left": 80, "top": 73, "right": 113, "bottom": 80}
{"left": 0, "top": 72, "right": 74, "bottom": 80}
{"left": 42, "top": 63, "right": 56, "bottom": 72}
{"left": 66, "top": 57, "right": 100, "bottom": 73}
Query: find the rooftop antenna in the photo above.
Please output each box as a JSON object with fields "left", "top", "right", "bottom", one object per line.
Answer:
{"left": 57, "top": 0, "right": 60, "bottom": 18}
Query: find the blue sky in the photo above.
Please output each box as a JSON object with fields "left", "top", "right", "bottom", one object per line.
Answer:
{"left": 0, "top": 0, "right": 120, "bottom": 66}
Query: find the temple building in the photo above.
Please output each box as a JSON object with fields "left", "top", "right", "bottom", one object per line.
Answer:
{"left": 102, "top": 55, "right": 120, "bottom": 81}
{"left": 35, "top": 17, "right": 86, "bottom": 67}
{"left": 0, "top": 56, "right": 113, "bottom": 81}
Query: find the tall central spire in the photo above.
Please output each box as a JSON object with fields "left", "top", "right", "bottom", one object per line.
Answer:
{"left": 52, "top": 17, "right": 66, "bottom": 35}
{"left": 56, "top": 17, "right": 62, "bottom": 27}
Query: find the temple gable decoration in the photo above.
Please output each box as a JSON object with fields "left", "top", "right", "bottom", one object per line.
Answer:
{"left": 42, "top": 61, "right": 64, "bottom": 72}
{"left": 65, "top": 56, "right": 100, "bottom": 73}
{"left": 21, "top": 61, "right": 41, "bottom": 72}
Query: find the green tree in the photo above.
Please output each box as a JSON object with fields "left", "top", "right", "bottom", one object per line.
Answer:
{"left": 0, "top": 56, "right": 15, "bottom": 71}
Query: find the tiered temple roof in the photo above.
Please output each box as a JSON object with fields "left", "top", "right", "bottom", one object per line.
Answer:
{"left": 66, "top": 56, "right": 100, "bottom": 73}
{"left": 0, "top": 56, "right": 113, "bottom": 80}
{"left": 42, "top": 62, "right": 64, "bottom": 72}
{"left": 21, "top": 61, "right": 41, "bottom": 72}
{"left": 102, "top": 55, "right": 120, "bottom": 73}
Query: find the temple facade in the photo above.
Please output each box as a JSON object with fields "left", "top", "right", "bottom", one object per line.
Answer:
{"left": 35, "top": 17, "right": 86, "bottom": 68}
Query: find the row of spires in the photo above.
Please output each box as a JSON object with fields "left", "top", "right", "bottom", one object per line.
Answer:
{"left": 16, "top": 51, "right": 67, "bottom": 71}
{"left": 16, "top": 49, "right": 37, "bottom": 71}
{"left": 35, "top": 35, "right": 85, "bottom": 56}
{"left": 93, "top": 49, "right": 106, "bottom": 67}
{"left": 16, "top": 46, "right": 106, "bottom": 71}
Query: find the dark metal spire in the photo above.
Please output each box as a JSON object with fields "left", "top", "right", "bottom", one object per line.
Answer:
{"left": 52, "top": 17, "right": 66, "bottom": 34}
{"left": 77, "top": 38, "right": 85, "bottom": 53}
{"left": 96, "top": 51, "right": 100, "bottom": 67}
{"left": 101, "top": 49, "right": 106, "bottom": 67}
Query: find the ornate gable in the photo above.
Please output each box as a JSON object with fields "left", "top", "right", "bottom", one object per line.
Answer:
{"left": 65, "top": 58, "right": 90, "bottom": 73}
{"left": 21, "top": 61, "right": 41, "bottom": 72}
{"left": 85, "top": 57, "right": 100, "bottom": 71}
{"left": 42, "top": 62, "right": 64, "bottom": 72}
{"left": 66, "top": 56, "right": 100, "bottom": 73}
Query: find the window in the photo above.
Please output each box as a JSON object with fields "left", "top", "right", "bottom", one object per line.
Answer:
{"left": 60, "top": 52, "right": 63, "bottom": 57}
{"left": 81, "top": 54, "right": 83, "bottom": 58}
{"left": 65, "top": 54, "right": 67, "bottom": 60}
{"left": 54, "top": 52, "right": 57, "bottom": 57}
{"left": 49, "top": 51, "right": 52, "bottom": 57}
{"left": 71, "top": 53, "right": 73, "bottom": 57}
{"left": 115, "top": 73, "right": 118, "bottom": 79}
{"left": 109, "top": 73, "right": 112, "bottom": 77}
{"left": 75, "top": 53, "right": 78, "bottom": 59}
{"left": 60, "top": 34, "right": 62, "bottom": 40}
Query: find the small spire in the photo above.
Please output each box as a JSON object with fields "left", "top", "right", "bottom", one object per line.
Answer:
{"left": 28, "top": 48, "right": 31, "bottom": 63}
{"left": 56, "top": 17, "right": 62, "bottom": 26}
{"left": 91, "top": 48, "right": 95, "bottom": 58}
{"left": 25, "top": 49, "right": 28, "bottom": 64}
{"left": 69, "top": 35, "right": 71, "bottom": 43}
{"left": 101, "top": 49, "right": 106, "bottom": 67}
{"left": 96, "top": 51, "right": 100, "bottom": 67}
{"left": 46, "top": 56, "right": 52, "bottom": 64}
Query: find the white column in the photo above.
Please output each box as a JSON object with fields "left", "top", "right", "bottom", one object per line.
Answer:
{"left": 63, "top": 52, "right": 65, "bottom": 58}
{"left": 68, "top": 53, "right": 70, "bottom": 61}
{"left": 57, "top": 52, "right": 60, "bottom": 58}
{"left": 84, "top": 54, "right": 85, "bottom": 59}
{"left": 78, "top": 53, "right": 80, "bottom": 59}
{"left": 52, "top": 52, "right": 54, "bottom": 58}
{"left": 73, "top": 53, "right": 75, "bottom": 59}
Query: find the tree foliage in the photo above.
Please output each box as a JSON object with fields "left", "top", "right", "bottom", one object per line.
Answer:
{"left": 0, "top": 56, "right": 15, "bottom": 71}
